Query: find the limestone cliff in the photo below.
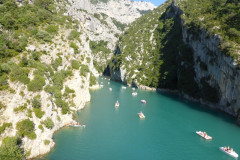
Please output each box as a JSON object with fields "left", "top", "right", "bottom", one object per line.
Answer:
{"left": 109, "top": 0, "right": 240, "bottom": 122}
{"left": 0, "top": 0, "right": 155, "bottom": 159}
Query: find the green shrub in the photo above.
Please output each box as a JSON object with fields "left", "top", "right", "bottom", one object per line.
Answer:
{"left": 32, "top": 95, "right": 41, "bottom": 108}
{"left": 71, "top": 60, "right": 81, "bottom": 69}
{"left": 16, "top": 119, "right": 36, "bottom": 139}
{"left": 44, "top": 139, "right": 50, "bottom": 145}
{"left": 55, "top": 98, "right": 69, "bottom": 114}
{"left": 0, "top": 74, "right": 8, "bottom": 90}
{"left": 43, "top": 117, "right": 54, "bottom": 129}
{"left": 0, "top": 101, "right": 6, "bottom": 110}
{"left": 68, "top": 30, "right": 80, "bottom": 40}
{"left": 38, "top": 124, "right": 44, "bottom": 132}
{"left": 32, "top": 52, "right": 40, "bottom": 61}
{"left": 33, "top": 108, "right": 45, "bottom": 119}
{"left": 28, "top": 75, "right": 45, "bottom": 92}
{"left": 10, "top": 65, "right": 30, "bottom": 84}
{"left": 90, "top": 73, "right": 97, "bottom": 86}
{"left": 27, "top": 109, "right": 32, "bottom": 118}
{"left": 36, "top": 31, "right": 52, "bottom": 42}
{"left": 63, "top": 86, "right": 75, "bottom": 97}
{"left": 80, "top": 65, "right": 89, "bottom": 77}
{"left": 46, "top": 24, "right": 58, "bottom": 35}
{"left": 52, "top": 57, "right": 62, "bottom": 70}
{"left": 0, "top": 123, "right": 12, "bottom": 135}
{"left": 0, "top": 136, "right": 24, "bottom": 160}
{"left": 14, "top": 103, "right": 27, "bottom": 113}
{"left": 70, "top": 42, "right": 79, "bottom": 54}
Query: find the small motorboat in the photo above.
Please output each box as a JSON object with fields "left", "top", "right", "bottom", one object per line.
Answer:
{"left": 122, "top": 86, "right": 127, "bottom": 89}
{"left": 141, "top": 100, "right": 146, "bottom": 104}
{"left": 109, "top": 88, "right": 112, "bottom": 91}
{"left": 196, "top": 131, "right": 212, "bottom": 140}
{"left": 138, "top": 111, "right": 145, "bottom": 119}
{"left": 108, "top": 82, "right": 110, "bottom": 85}
{"left": 132, "top": 88, "right": 135, "bottom": 91}
{"left": 132, "top": 92, "right": 137, "bottom": 96}
{"left": 115, "top": 101, "right": 119, "bottom": 108}
{"left": 220, "top": 147, "right": 238, "bottom": 158}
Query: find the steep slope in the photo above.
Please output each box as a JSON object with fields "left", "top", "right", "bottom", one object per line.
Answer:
{"left": 0, "top": 0, "right": 155, "bottom": 159}
{"left": 110, "top": 0, "right": 240, "bottom": 121}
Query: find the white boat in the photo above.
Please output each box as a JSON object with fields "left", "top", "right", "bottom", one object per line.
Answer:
{"left": 132, "top": 92, "right": 137, "bottom": 96}
{"left": 138, "top": 111, "right": 145, "bottom": 119}
{"left": 67, "top": 122, "right": 86, "bottom": 128}
{"left": 122, "top": 86, "right": 127, "bottom": 89}
{"left": 141, "top": 100, "right": 146, "bottom": 104}
{"left": 109, "top": 88, "right": 112, "bottom": 91}
{"left": 220, "top": 147, "right": 238, "bottom": 158}
{"left": 100, "top": 85, "right": 103, "bottom": 88}
{"left": 196, "top": 131, "right": 212, "bottom": 140}
{"left": 108, "top": 82, "right": 110, "bottom": 84}
{"left": 132, "top": 88, "right": 135, "bottom": 90}
{"left": 68, "top": 124, "right": 86, "bottom": 128}
{"left": 115, "top": 101, "right": 119, "bottom": 108}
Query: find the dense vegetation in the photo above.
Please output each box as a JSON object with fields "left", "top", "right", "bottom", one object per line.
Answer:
{"left": 0, "top": 136, "right": 24, "bottom": 160}
{"left": 179, "top": 0, "right": 240, "bottom": 61}
{"left": 16, "top": 119, "right": 36, "bottom": 140}
{"left": 110, "top": 0, "right": 233, "bottom": 103}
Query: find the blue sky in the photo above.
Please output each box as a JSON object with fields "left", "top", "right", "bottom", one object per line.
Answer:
{"left": 134, "top": 0, "right": 166, "bottom": 6}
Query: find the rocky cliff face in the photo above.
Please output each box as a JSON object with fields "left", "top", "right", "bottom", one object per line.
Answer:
{"left": 0, "top": 0, "right": 155, "bottom": 159}
{"left": 109, "top": 0, "right": 240, "bottom": 121}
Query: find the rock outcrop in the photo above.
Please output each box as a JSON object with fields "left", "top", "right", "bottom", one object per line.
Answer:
{"left": 0, "top": 0, "right": 155, "bottom": 159}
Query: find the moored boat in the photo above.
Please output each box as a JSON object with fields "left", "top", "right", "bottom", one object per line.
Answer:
{"left": 196, "top": 131, "right": 212, "bottom": 140}
{"left": 109, "top": 88, "right": 112, "bottom": 91}
{"left": 132, "top": 92, "right": 137, "bottom": 96}
{"left": 220, "top": 147, "right": 238, "bottom": 158}
{"left": 122, "top": 86, "right": 127, "bottom": 89}
{"left": 132, "top": 88, "right": 135, "bottom": 90}
{"left": 141, "top": 100, "right": 146, "bottom": 104}
{"left": 67, "top": 121, "right": 86, "bottom": 128}
{"left": 138, "top": 111, "right": 145, "bottom": 119}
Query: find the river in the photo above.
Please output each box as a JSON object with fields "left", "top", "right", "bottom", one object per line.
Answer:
{"left": 40, "top": 77, "right": 240, "bottom": 160}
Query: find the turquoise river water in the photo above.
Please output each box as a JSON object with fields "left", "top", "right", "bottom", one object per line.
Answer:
{"left": 40, "top": 77, "right": 240, "bottom": 160}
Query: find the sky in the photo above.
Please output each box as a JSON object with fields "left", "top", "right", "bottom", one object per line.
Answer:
{"left": 134, "top": 0, "right": 166, "bottom": 6}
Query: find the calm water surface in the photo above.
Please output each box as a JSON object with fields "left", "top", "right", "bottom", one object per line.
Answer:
{"left": 41, "top": 77, "right": 240, "bottom": 160}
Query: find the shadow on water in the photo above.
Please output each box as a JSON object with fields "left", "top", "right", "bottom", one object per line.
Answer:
{"left": 156, "top": 90, "right": 237, "bottom": 126}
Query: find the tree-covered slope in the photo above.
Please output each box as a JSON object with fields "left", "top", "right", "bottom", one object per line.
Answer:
{"left": 110, "top": 0, "right": 240, "bottom": 112}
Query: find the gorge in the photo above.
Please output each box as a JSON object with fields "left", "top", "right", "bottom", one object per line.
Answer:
{"left": 0, "top": 0, "right": 239, "bottom": 159}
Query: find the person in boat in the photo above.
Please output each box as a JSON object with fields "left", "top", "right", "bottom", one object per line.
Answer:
{"left": 203, "top": 132, "right": 206, "bottom": 137}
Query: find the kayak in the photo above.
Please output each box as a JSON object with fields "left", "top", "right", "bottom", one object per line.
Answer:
{"left": 196, "top": 131, "right": 212, "bottom": 140}
{"left": 219, "top": 147, "right": 238, "bottom": 158}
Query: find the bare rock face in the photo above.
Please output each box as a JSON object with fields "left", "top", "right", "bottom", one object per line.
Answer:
{"left": 0, "top": 0, "right": 155, "bottom": 159}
